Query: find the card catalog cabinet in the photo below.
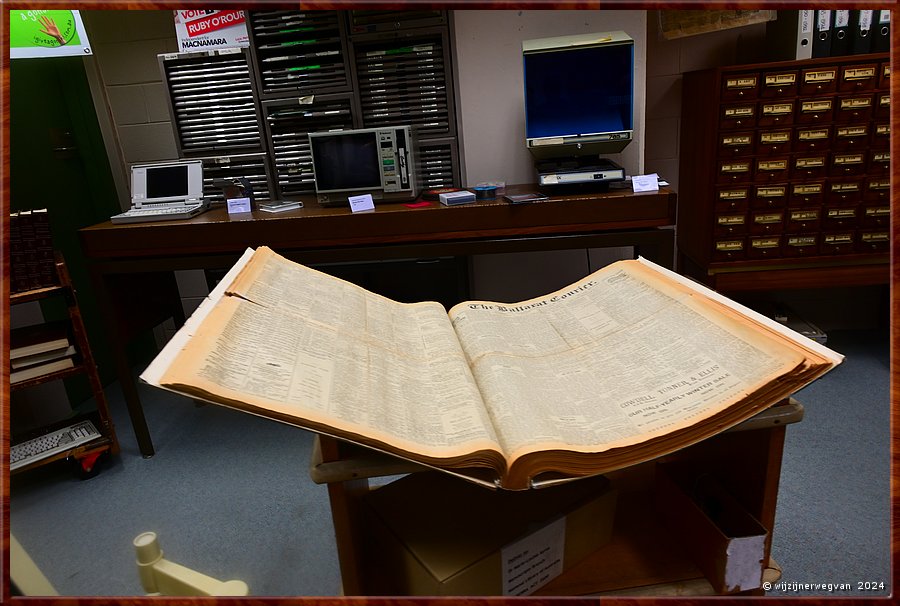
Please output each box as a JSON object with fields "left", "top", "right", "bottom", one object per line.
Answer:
{"left": 677, "top": 54, "right": 890, "bottom": 290}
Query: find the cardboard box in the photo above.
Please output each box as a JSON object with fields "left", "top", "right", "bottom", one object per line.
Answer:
{"left": 656, "top": 464, "right": 768, "bottom": 594}
{"left": 361, "top": 472, "right": 617, "bottom": 596}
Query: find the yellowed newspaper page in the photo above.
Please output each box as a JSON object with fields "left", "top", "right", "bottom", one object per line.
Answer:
{"left": 158, "top": 248, "right": 502, "bottom": 463}
{"left": 449, "top": 260, "right": 809, "bottom": 462}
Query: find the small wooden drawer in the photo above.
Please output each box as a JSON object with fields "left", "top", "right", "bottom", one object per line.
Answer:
{"left": 868, "top": 150, "right": 890, "bottom": 176}
{"left": 715, "top": 186, "right": 752, "bottom": 212}
{"left": 783, "top": 233, "right": 820, "bottom": 257}
{"left": 717, "top": 159, "right": 754, "bottom": 184}
{"left": 789, "top": 181, "right": 825, "bottom": 207}
{"left": 748, "top": 235, "right": 782, "bottom": 259}
{"left": 871, "top": 123, "right": 890, "bottom": 149}
{"left": 835, "top": 94, "right": 874, "bottom": 122}
{"left": 793, "top": 125, "right": 831, "bottom": 152}
{"left": 838, "top": 63, "right": 878, "bottom": 92}
{"left": 874, "top": 92, "right": 890, "bottom": 119}
{"left": 785, "top": 207, "right": 822, "bottom": 232}
{"left": 756, "top": 129, "right": 792, "bottom": 156}
{"left": 832, "top": 124, "right": 870, "bottom": 150}
{"left": 860, "top": 205, "right": 891, "bottom": 228}
{"left": 821, "top": 231, "right": 856, "bottom": 255}
{"left": 750, "top": 210, "right": 785, "bottom": 235}
{"left": 760, "top": 70, "right": 798, "bottom": 97}
{"left": 857, "top": 230, "right": 890, "bottom": 254}
{"left": 713, "top": 213, "right": 749, "bottom": 237}
{"left": 712, "top": 238, "right": 746, "bottom": 261}
{"left": 752, "top": 184, "right": 788, "bottom": 209}
{"left": 827, "top": 180, "right": 864, "bottom": 205}
{"left": 822, "top": 206, "right": 859, "bottom": 230}
{"left": 721, "top": 74, "right": 759, "bottom": 101}
{"left": 863, "top": 177, "right": 891, "bottom": 202}
{"left": 720, "top": 103, "right": 757, "bottom": 130}
{"left": 717, "top": 131, "right": 755, "bottom": 157}
{"left": 758, "top": 100, "right": 794, "bottom": 127}
{"left": 829, "top": 152, "right": 867, "bottom": 177}
{"left": 799, "top": 67, "right": 838, "bottom": 95}
{"left": 791, "top": 154, "right": 828, "bottom": 180}
{"left": 755, "top": 157, "right": 790, "bottom": 182}
{"left": 795, "top": 97, "right": 835, "bottom": 124}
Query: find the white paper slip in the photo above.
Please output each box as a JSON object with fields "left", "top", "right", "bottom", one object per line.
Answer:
{"left": 632, "top": 173, "right": 660, "bottom": 192}
{"left": 349, "top": 194, "right": 375, "bottom": 213}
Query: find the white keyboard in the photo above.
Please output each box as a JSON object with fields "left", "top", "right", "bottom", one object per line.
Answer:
{"left": 111, "top": 204, "right": 206, "bottom": 224}
{"left": 11, "top": 420, "right": 101, "bottom": 471}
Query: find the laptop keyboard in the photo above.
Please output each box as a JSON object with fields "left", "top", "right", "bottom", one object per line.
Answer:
{"left": 111, "top": 204, "right": 206, "bottom": 224}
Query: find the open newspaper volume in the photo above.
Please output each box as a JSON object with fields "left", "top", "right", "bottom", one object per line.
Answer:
{"left": 142, "top": 247, "right": 842, "bottom": 490}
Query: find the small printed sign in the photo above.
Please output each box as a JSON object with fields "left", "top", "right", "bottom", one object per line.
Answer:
{"left": 349, "top": 194, "right": 376, "bottom": 213}
{"left": 227, "top": 197, "right": 252, "bottom": 214}
{"left": 632, "top": 173, "right": 660, "bottom": 192}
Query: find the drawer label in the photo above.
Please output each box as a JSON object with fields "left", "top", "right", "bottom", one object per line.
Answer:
{"left": 795, "top": 156, "right": 825, "bottom": 168}
{"left": 868, "top": 179, "right": 890, "bottom": 190}
{"left": 754, "top": 213, "right": 783, "bottom": 223}
{"left": 876, "top": 124, "right": 890, "bottom": 136}
{"left": 798, "top": 128, "right": 829, "bottom": 140}
{"left": 827, "top": 208, "right": 857, "bottom": 218}
{"left": 788, "top": 235, "right": 817, "bottom": 247}
{"left": 760, "top": 131, "right": 790, "bottom": 143}
{"left": 758, "top": 160, "right": 787, "bottom": 171}
{"left": 861, "top": 232, "right": 889, "bottom": 243}
{"left": 717, "top": 214, "right": 746, "bottom": 225}
{"left": 726, "top": 76, "right": 757, "bottom": 89}
{"left": 844, "top": 67, "right": 876, "bottom": 81}
{"left": 865, "top": 207, "right": 891, "bottom": 217}
{"left": 824, "top": 233, "right": 853, "bottom": 244}
{"left": 722, "top": 135, "right": 752, "bottom": 146}
{"left": 758, "top": 186, "right": 786, "bottom": 197}
{"left": 836, "top": 125, "right": 868, "bottom": 138}
{"left": 872, "top": 151, "right": 890, "bottom": 163}
{"left": 879, "top": 94, "right": 890, "bottom": 107}
{"left": 765, "top": 73, "right": 797, "bottom": 86}
{"left": 800, "top": 99, "right": 832, "bottom": 112}
{"left": 833, "top": 154, "right": 864, "bottom": 165}
{"left": 751, "top": 237, "right": 779, "bottom": 248}
{"left": 804, "top": 69, "right": 836, "bottom": 83}
{"left": 716, "top": 240, "right": 744, "bottom": 251}
{"left": 762, "top": 102, "right": 793, "bottom": 115}
{"left": 790, "top": 210, "right": 820, "bottom": 221}
{"left": 721, "top": 162, "right": 750, "bottom": 172}
{"left": 831, "top": 182, "right": 861, "bottom": 193}
{"left": 724, "top": 106, "right": 755, "bottom": 117}
{"left": 719, "top": 189, "right": 749, "bottom": 199}
{"left": 841, "top": 97, "right": 872, "bottom": 109}
{"left": 883, "top": 65, "right": 891, "bottom": 78}
{"left": 793, "top": 184, "right": 823, "bottom": 196}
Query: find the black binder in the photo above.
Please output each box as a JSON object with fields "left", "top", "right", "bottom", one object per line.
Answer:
{"left": 831, "top": 10, "right": 852, "bottom": 56}
{"left": 850, "top": 10, "right": 874, "bottom": 55}
{"left": 812, "top": 10, "right": 833, "bottom": 58}
{"left": 872, "top": 10, "right": 891, "bottom": 53}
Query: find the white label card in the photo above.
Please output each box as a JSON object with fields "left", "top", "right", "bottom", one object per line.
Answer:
{"left": 501, "top": 517, "right": 565, "bottom": 596}
{"left": 632, "top": 173, "right": 660, "bottom": 192}
{"left": 226, "top": 197, "right": 252, "bottom": 214}
{"left": 349, "top": 194, "right": 375, "bottom": 213}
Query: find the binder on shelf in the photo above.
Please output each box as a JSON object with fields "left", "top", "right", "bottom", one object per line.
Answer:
{"left": 812, "top": 10, "right": 833, "bottom": 58}
{"left": 850, "top": 10, "right": 874, "bottom": 55}
{"left": 766, "top": 10, "right": 814, "bottom": 60}
{"left": 872, "top": 10, "right": 890, "bottom": 53}
{"left": 831, "top": 10, "right": 851, "bottom": 56}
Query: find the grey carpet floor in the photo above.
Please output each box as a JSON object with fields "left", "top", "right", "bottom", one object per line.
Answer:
{"left": 8, "top": 329, "right": 890, "bottom": 596}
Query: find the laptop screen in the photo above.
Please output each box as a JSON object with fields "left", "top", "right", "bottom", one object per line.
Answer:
{"left": 132, "top": 160, "right": 203, "bottom": 206}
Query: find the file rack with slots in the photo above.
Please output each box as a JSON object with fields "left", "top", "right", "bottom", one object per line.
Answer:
{"left": 10, "top": 252, "right": 119, "bottom": 475}
{"left": 676, "top": 53, "right": 890, "bottom": 292}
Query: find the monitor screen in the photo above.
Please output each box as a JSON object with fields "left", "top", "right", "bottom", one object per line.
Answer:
{"left": 146, "top": 165, "right": 189, "bottom": 199}
{"left": 524, "top": 43, "right": 634, "bottom": 140}
{"left": 311, "top": 132, "right": 382, "bottom": 192}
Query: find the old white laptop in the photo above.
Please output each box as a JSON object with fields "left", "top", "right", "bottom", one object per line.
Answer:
{"left": 111, "top": 160, "right": 207, "bottom": 224}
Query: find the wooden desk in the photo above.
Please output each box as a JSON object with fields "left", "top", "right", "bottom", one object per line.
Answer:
{"left": 79, "top": 185, "right": 676, "bottom": 457}
{"left": 310, "top": 399, "right": 803, "bottom": 596}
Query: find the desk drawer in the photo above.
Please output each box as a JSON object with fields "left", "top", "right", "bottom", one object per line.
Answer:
{"left": 839, "top": 63, "right": 879, "bottom": 93}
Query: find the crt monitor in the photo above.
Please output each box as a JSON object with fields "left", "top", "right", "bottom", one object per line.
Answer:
{"left": 131, "top": 159, "right": 204, "bottom": 206}
{"left": 309, "top": 125, "right": 417, "bottom": 205}
{"left": 523, "top": 31, "right": 634, "bottom": 160}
